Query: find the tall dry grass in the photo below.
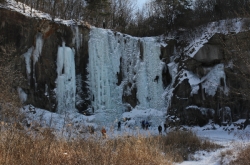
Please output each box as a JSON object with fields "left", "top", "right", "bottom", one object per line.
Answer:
{"left": 0, "top": 127, "right": 173, "bottom": 165}
{"left": 230, "top": 145, "right": 250, "bottom": 165}
{"left": 0, "top": 126, "right": 222, "bottom": 165}
{"left": 153, "top": 130, "right": 221, "bottom": 162}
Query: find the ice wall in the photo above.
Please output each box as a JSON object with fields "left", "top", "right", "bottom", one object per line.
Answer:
{"left": 56, "top": 42, "right": 76, "bottom": 114}
{"left": 88, "top": 28, "right": 124, "bottom": 123}
{"left": 136, "top": 38, "right": 165, "bottom": 109}
{"left": 88, "top": 28, "right": 166, "bottom": 124}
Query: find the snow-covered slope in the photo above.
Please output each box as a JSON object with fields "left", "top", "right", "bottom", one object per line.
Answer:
{"left": 0, "top": 0, "right": 90, "bottom": 26}
{"left": 182, "top": 18, "right": 249, "bottom": 58}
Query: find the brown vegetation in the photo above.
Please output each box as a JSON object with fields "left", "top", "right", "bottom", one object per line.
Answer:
{"left": 0, "top": 41, "right": 25, "bottom": 122}
{"left": 0, "top": 127, "right": 171, "bottom": 165}
{"left": 158, "top": 130, "right": 221, "bottom": 162}
{"left": 0, "top": 126, "right": 222, "bottom": 165}
{"left": 230, "top": 145, "right": 250, "bottom": 165}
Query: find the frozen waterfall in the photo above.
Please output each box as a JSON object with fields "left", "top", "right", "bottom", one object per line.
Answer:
{"left": 88, "top": 28, "right": 166, "bottom": 124}
{"left": 56, "top": 42, "right": 76, "bottom": 114}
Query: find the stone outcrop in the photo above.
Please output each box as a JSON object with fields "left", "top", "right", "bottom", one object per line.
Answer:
{"left": 169, "top": 31, "right": 250, "bottom": 126}
{"left": 0, "top": 8, "right": 90, "bottom": 112}
{"left": 193, "top": 44, "right": 223, "bottom": 64}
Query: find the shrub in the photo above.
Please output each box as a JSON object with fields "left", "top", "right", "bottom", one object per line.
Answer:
{"left": 230, "top": 145, "right": 250, "bottom": 165}
{"left": 160, "top": 130, "right": 221, "bottom": 162}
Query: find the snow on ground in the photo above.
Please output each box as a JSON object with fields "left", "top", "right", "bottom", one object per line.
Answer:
{"left": 176, "top": 125, "right": 250, "bottom": 165}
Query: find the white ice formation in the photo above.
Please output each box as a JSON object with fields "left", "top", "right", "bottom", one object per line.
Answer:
{"left": 23, "top": 33, "right": 43, "bottom": 87}
{"left": 88, "top": 28, "right": 167, "bottom": 124}
{"left": 56, "top": 42, "right": 76, "bottom": 114}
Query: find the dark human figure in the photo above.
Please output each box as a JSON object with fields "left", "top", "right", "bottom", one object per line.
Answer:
{"left": 145, "top": 121, "right": 149, "bottom": 130}
{"left": 164, "top": 123, "right": 167, "bottom": 132}
{"left": 103, "top": 21, "right": 106, "bottom": 29}
{"left": 158, "top": 125, "right": 162, "bottom": 135}
{"left": 154, "top": 76, "right": 159, "bottom": 83}
{"left": 118, "top": 121, "right": 121, "bottom": 131}
{"left": 142, "top": 120, "right": 145, "bottom": 130}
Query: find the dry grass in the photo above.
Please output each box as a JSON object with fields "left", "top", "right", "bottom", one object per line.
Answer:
{"left": 219, "top": 149, "right": 234, "bottom": 165}
{"left": 159, "top": 130, "right": 222, "bottom": 162}
{"left": 0, "top": 127, "right": 173, "bottom": 165}
{"left": 0, "top": 127, "right": 222, "bottom": 165}
{"left": 230, "top": 145, "right": 250, "bottom": 165}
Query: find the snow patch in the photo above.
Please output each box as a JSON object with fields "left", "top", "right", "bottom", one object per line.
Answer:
{"left": 178, "top": 64, "right": 229, "bottom": 97}
{"left": 122, "top": 107, "right": 166, "bottom": 128}
{"left": 186, "top": 105, "right": 215, "bottom": 116}
{"left": 17, "top": 87, "right": 27, "bottom": 103}
{"left": 201, "top": 64, "right": 229, "bottom": 96}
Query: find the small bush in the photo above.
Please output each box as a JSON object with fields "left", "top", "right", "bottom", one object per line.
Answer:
{"left": 160, "top": 130, "right": 221, "bottom": 162}
{"left": 230, "top": 145, "right": 250, "bottom": 165}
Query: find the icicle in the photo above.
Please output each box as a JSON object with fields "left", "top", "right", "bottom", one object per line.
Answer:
{"left": 72, "top": 26, "right": 82, "bottom": 52}
{"left": 32, "top": 33, "right": 44, "bottom": 90}
{"left": 23, "top": 47, "right": 33, "bottom": 83}
{"left": 56, "top": 42, "right": 76, "bottom": 114}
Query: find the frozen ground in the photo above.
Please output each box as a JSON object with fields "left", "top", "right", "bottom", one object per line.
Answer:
{"left": 21, "top": 105, "right": 250, "bottom": 165}
{"left": 177, "top": 125, "right": 250, "bottom": 165}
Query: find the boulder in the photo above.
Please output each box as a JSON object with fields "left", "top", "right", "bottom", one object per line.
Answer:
{"left": 193, "top": 44, "right": 223, "bottom": 64}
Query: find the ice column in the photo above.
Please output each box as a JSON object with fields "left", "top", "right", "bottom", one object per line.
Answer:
{"left": 72, "top": 26, "right": 82, "bottom": 52}
{"left": 88, "top": 28, "right": 124, "bottom": 124}
{"left": 56, "top": 42, "right": 76, "bottom": 114}
{"left": 136, "top": 38, "right": 165, "bottom": 110}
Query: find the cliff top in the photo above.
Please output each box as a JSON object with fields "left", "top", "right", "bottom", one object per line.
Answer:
{"left": 0, "top": 0, "right": 91, "bottom": 28}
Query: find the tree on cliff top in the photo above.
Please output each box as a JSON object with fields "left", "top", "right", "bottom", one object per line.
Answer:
{"left": 84, "top": 0, "right": 111, "bottom": 27}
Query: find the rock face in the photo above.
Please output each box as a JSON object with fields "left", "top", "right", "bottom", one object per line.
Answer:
{"left": 0, "top": 8, "right": 90, "bottom": 113}
{"left": 169, "top": 31, "right": 250, "bottom": 126}
{"left": 193, "top": 44, "right": 223, "bottom": 64}
{"left": 1, "top": 7, "right": 250, "bottom": 126}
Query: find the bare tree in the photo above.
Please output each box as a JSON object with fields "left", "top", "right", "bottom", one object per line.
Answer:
{"left": 110, "top": 0, "right": 135, "bottom": 32}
